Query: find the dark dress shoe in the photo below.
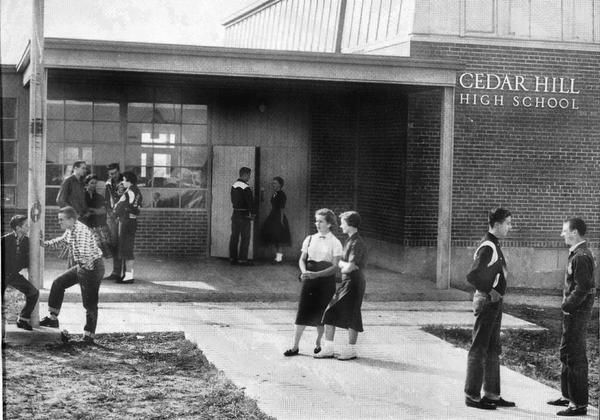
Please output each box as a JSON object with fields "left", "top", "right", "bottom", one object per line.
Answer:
{"left": 283, "top": 348, "right": 299, "bottom": 357}
{"left": 556, "top": 406, "right": 587, "bottom": 416}
{"left": 481, "top": 396, "right": 515, "bottom": 407}
{"left": 314, "top": 346, "right": 322, "bottom": 354}
{"left": 465, "top": 398, "right": 496, "bottom": 410}
{"left": 547, "top": 397, "right": 571, "bottom": 407}
{"left": 16, "top": 319, "right": 33, "bottom": 331}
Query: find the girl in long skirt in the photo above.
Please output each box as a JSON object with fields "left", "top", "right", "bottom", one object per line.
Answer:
{"left": 315, "top": 211, "right": 367, "bottom": 360}
{"left": 283, "top": 208, "right": 342, "bottom": 356}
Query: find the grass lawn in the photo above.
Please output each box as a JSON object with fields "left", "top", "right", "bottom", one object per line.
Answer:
{"left": 423, "top": 303, "right": 599, "bottom": 406}
{"left": 2, "top": 331, "right": 274, "bottom": 420}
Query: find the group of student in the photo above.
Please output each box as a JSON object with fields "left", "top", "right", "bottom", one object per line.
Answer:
{"left": 1, "top": 161, "right": 142, "bottom": 343}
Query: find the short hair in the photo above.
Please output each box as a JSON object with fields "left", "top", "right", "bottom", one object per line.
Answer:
{"left": 315, "top": 208, "right": 337, "bottom": 228}
{"left": 84, "top": 174, "right": 98, "bottom": 185}
{"left": 107, "top": 163, "right": 120, "bottom": 171}
{"left": 59, "top": 206, "right": 78, "bottom": 220}
{"left": 273, "top": 176, "right": 284, "bottom": 187}
{"left": 488, "top": 208, "right": 512, "bottom": 228}
{"left": 239, "top": 167, "right": 252, "bottom": 177}
{"left": 9, "top": 215, "right": 27, "bottom": 231}
{"left": 73, "top": 160, "right": 86, "bottom": 169}
{"left": 340, "top": 211, "right": 361, "bottom": 228}
{"left": 566, "top": 217, "right": 587, "bottom": 236}
{"left": 122, "top": 171, "right": 138, "bottom": 185}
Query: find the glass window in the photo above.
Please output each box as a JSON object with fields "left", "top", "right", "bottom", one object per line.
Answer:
{"left": 2, "top": 186, "right": 16, "bottom": 206}
{"left": 155, "top": 103, "right": 181, "bottom": 123}
{"left": 1, "top": 97, "right": 17, "bottom": 206}
{"left": 45, "top": 187, "right": 60, "bottom": 206}
{"left": 47, "top": 99, "right": 65, "bottom": 120}
{"left": 182, "top": 104, "right": 207, "bottom": 124}
{"left": 1, "top": 164, "right": 16, "bottom": 184}
{"left": 47, "top": 120, "right": 65, "bottom": 142}
{"left": 1, "top": 141, "right": 16, "bottom": 162}
{"left": 94, "top": 101, "right": 120, "bottom": 121}
{"left": 93, "top": 122, "right": 121, "bottom": 142}
{"left": 65, "top": 121, "right": 93, "bottom": 142}
{"left": 182, "top": 124, "right": 207, "bottom": 144}
{"left": 1, "top": 98, "right": 17, "bottom": 118}
{"left": 1, "top": 119, "right": 16, "bottom": 139}
{"left": 65, "top": 100, "right": 93, "bottom": 120}
{"left": 46, "top": 164, "right": 65, "bottom": 186}
{"left": 128, "top": 103, "right": 154, "bottom": 122}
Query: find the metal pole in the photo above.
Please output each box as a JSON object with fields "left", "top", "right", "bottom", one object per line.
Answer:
{"left": 28, "top": 0, "right": 46, "bottom": 327}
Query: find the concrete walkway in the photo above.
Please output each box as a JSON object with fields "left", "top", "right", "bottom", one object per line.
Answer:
{"left": 6, "top": 301, "right": 598, "bottom": 420}
{"left": 39, "top": 255, "right": 470, "bottom": 302}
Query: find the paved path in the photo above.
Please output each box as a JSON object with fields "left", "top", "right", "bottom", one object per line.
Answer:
{"left": 7, "top": 301, "right": 597, "bottom": 420}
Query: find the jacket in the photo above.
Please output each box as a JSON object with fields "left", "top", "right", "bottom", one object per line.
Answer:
{"left": 562, "top": 241, "right": 595, "bottom": 313}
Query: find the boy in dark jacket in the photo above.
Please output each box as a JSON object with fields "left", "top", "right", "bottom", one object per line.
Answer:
{"left": 1, "top": 215, "right": 39, "bottom": 332}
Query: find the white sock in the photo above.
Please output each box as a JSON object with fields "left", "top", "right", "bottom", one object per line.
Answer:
{"left": 275, "top": 253, "right": 283, "bottom": 262}
{"left": 124, "top": 270, "right": 134, "bottom": 281}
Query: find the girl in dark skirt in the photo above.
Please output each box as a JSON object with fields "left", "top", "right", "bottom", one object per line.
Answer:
{"left": 315, "top": 211, "right": 367, "bottom": 361}
{"left": 260, "top": 177, "right": 291, "bottom": 263}
{"left": 283, "top": 208, "right": 343, "bottom": 357}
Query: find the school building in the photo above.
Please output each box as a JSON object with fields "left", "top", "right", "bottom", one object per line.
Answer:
{"left": 2, "top": 0, "right": 599, "bottom": 290}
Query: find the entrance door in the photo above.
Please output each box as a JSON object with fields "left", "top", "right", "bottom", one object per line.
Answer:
{"left": 210, "top": 146, "right": 258, "bottom": 258}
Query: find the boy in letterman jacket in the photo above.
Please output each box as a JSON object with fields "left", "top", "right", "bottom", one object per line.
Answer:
{"left": 464, "top": 208, "right": 516, "bottom": 411}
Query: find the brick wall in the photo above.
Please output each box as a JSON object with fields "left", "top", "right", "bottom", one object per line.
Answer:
{"left": 410, "top": 42, "right": 600, "bottom": 247}
{"left": 310, "top": 91, "right": 411, "bottom": 242}
{"left": 2, "top": 208, "right": 207, "bottom": 257}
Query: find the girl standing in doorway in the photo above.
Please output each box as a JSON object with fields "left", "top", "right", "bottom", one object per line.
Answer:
{"left": 260, "top": 176, "right": 291, "bottom": 263}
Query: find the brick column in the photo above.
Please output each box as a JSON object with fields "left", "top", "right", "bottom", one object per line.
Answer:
{"left": 436, "top": 86, "right": 455, "bottom": 289}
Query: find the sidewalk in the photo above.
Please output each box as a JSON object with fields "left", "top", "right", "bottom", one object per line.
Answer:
{"left": 5, "top": 301, "right": 597, "bottom": 419}
{"left": 40, "top": 256, "right": 470, "bottom": 303}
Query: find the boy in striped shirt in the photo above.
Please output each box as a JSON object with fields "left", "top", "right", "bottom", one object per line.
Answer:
{"left": 40, "top": 206, "right": 104, "bottom": 343}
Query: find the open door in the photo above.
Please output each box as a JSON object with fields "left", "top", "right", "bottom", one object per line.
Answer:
{"left": 210, "top": 146, "right": 259, "bottom": 258}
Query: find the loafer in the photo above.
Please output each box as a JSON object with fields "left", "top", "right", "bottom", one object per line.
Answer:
{"left": 465, "top": 398, "right": 496, "bottom": 410}
{"left": 283, "top": 348, "right": 299, "bottom": 357}
{"left": 547, "top": 397, "right": 571, "bottom": 407}
{"left": 313, "top": 346, "right": 322, "bottom": 354}
{"left": 481, "top": 396, "right": 515, "bottom": 407}
{"left": 40, "top": 316, "right": 59, "bottom": 328}
{"left": 556, "top": 406, "right": 587, "bottom": 416}
{"left": 16, "top": 319, "right": 33, "bottom": 331}
{"left": 238, "top": 260, "right": 254, "bottom": 266}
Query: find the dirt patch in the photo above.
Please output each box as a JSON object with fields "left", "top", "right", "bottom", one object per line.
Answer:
{"left": 423, "top": 304, "right": 599, "bottom": 404}
{"left": 2, "top": 331, "right": 274, "bottom": 420}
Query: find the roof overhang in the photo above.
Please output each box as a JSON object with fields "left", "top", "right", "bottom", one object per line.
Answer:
{"left": 41, "top": 38, "right": 459, "bottom": 87}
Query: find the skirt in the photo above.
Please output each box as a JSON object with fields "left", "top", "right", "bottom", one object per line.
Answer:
{"left": 260, "top": 211, "right": 291, "bottom": 246}
{"left": 294, "top": 260, "right": 336, "bottom": 326}
{"left": 322, "top": 270, "right": 366, "bottom": 332}
{"left": 118, "top": 218, "right": 137, "bottom": 260}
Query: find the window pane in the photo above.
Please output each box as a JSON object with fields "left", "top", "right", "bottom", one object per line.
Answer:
{"left": 182, "top": 124, "right": 207, "bottom": 144}
{"left": 181, "top": 189, "right": 205, "bottom": 209}
{"left": 1, "top": 163, "right": 17, "bottom": 184}
{"left": 124, "top": 166, "right": 149, "bottom": 187}
{"left": 65, "top": 121, "right": 93, "bottom": 142}
{"left": 181, "top": 146, "right": 208, "bottom": 166}
{"left": 94, "top": 122, "right": 121, "bottom": 142}
{"left": 155, "top": 103, "right": 181, "bottom": 123}
{"left": 45, "top": 187, "right": 60, "bottom": 206}
{"left": 127, "top": 123, "right": 153, "bottom": 143}
{"left": 46, "top": 164, "right": 65, "bottom": 185}
{"left": 128, "top": 103, "right": 153, "bottom": 122}
{"left": 180, "top": 167, "right": 206, "bottom": 188}
{"left": 1, "top": 141, "right": 16, "bottom": 162}
{"left": 81, "top": 147, "right": 93, "bottom": 164}
{"left": 65, "top": 100, "right": 93, "bottom": 120}
{"left": 94, "top": 144, "right": 120, "bottom": 168}
{"left": 91, "top": 165, "right": 109, "bottom": 182}
{"left": 2, "top": 186, "right": 16, "bottom": 206}
{"left": 182, "top": 104, "right": 207, "bottom": 124}
{"left": 47, "top": 120, "right": 65, "bottom": 142}
{"left": 94, "top": 101, "right": 120, "bottom": 121}
{"left": 47, "top": 99, "right": 65, "bottom": 120}
{"left": 145, "top": 188, "right": 179, "bottom": 208}
{"left": 151, "top": 124, "right": 180, "bottom": 145}
{"left": 125, "top": 145, "right": 144, "bottom": 166}
{"left": 47, "top": 143, "right": 62, "bottom": 164}
{"left": 1, "top": 119, "right": 16, "bottom": 139}
{"left": 64, "top": 146, "right": 80, "bottom": 164}
{"left": 149, "top": 167, "right": 178, "bottom": 188}
{"left": 1, "top": 98, "right": 17, "bottom": 118}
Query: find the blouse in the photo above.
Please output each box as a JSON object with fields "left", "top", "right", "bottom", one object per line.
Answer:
{"left": 301, "top": 232, "right": 343, "bottom": 263}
